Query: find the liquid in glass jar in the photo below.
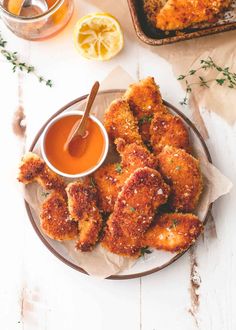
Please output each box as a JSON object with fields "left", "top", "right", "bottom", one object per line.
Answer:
{"left": 0, "top": 0, "right": 74, "bottom": 40}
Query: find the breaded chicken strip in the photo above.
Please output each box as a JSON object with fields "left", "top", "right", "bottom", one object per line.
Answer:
{"left": 66, "top": 179, "right": 103, "bottom": 251}
{"left": 18, "top": 152, "right": 66, "bottom": 195}
{"left": 156, "top": 0, "right": 231, "bottom": 30}
{"left": 124, "top": 77, "right": 168, "bottom": 142}
{"left": 40, "top": 192, "right": 78, "bottom": 241}
{"left": 104, "top": 99, "right": 143, "bottom": 145}
{"left": 157, "top": 146, "right": 203, "bottom": 212}
{"left": 93, "top": 139, "right": 158, "bottom": 213}
{"left": 102, "top": 167, "right": 170, "bottom": 257}
{"left": 150, "top": 112, "right": 190, "bottom": 154}
{"left": 116, "top": 138, "right": 158, "bottom": 171}
{"left": 142, "top": 213, "right": 203, "bottom": 252}
{"left": 93, "top": 163, "right": 121, "bottom": 213}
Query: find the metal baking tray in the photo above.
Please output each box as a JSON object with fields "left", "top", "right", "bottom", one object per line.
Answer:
{"left": 127, "top": 0, "right": 236, "bottom": 45}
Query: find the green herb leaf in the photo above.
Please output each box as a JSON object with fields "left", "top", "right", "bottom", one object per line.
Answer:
{"left": 139, "top": 115, "right": 153, "bottom": 125}
{"left": 130, "top": 206, "right": 136, "bottom": 212}
{"left": 169, "top": 219, "right": 179, "bottom": 229}
{"left": 216, "top": 79, "right": 226, "bottom": 86}
{"left": 41, "top": 191, "right": 50, "bottom": 197}
{"left": 90, "top": 177, "right": 96, "bottom": 188}
{"left": 140, "top": 246, "right": 152, "bottom": 256}
{"left": 115, "top": 163, "right": 122, "bottom": 173}
{"left": 175, "top": 166, "right": 182, "bottom": 171}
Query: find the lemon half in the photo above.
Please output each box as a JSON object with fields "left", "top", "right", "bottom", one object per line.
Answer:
{"left": 73, "top": 13, "right": 124, "bottom": 61}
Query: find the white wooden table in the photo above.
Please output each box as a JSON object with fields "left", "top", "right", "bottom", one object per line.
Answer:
{"left": 1, "top": 0, "right": 236, "bottom": 329}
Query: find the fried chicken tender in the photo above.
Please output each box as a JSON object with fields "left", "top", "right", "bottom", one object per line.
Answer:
{"left": 104, "top": 99, "right": 143, "bottom": 145}
{"left": 150, "top": 112, "right": 190, "bottom": 154}
{"left": 143, "top": 0, "right": 164, "bottom": 26}
{"left": 142, "top": 213, "right": 203, "bottom": 252}
{"left": 157, "top": 146, "right": 203, "bottom": 212}
{"left": 156, "top": 0, "right": 231, "bottom": 30}
{"left": 93, "top": 163, "right": 121, "bottom": 213}
{"left": 18, "top": 152, "right": 66, "bottom": 195}
{"left": 124, "top": 77, "right": 168, "bottom": 142}
{"left": 40, "top": 192, "right": 78, "bottom": 241}
{"left": 116, "top": 138, "right": 158, "bottom": 171}
{"left": 66, "top": 179, "right": 103, "bottom": 251}
{"left": 102, "top": 167, "right": 170, "bottom": 257}
{"left": 93, "top": 139, "right": 158, "bottom": 213}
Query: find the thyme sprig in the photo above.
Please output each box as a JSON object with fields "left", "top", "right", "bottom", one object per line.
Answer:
{"left": 178, "top": 57, "right": 236, "bottom": 105}
{"left": 0, "top": 32, "right": 53, "bottom": 87}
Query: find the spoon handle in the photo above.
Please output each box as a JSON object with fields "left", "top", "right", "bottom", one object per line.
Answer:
{"left": 78, "top": 81, "right": 100, "bottom": 134}
{"left": 64, "top": 81, "right": 100, "bottom": 151}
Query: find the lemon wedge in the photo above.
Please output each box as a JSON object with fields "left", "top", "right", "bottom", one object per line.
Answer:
{"left": 73, "top": 13, "right": 124, "bottom": 61}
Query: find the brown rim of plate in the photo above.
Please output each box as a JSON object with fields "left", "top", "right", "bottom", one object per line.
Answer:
{"left": 25, "top": 89, "right": 212, "bottom": 280}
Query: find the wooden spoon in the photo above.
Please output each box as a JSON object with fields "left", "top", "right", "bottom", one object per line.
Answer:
{"left": 64, "top": 81, "right": 100, "bottom": 157}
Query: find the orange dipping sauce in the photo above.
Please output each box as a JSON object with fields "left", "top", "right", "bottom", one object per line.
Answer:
{"left": 44, "top": 114, "right": 106, "bottom": 175}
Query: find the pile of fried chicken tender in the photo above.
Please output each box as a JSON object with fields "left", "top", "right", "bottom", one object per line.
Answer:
{"left": 18, "top": 77, "right": 204, "bottom": 258}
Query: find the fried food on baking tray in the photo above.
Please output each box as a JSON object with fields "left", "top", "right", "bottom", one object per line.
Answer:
{"left": 40, "top": 192, "right": 78, "bottom": 241}
{"left": 93, "top": 139, "right": 158, "bottom": 213}
{"left": 66, "top": 179, "right": 103, "bottom": 251}
{"left": 104, "top": 98, "right": 143, "bottom": 145}
{"left": 124, "top": 77, "right": 168, "bottom": 142}
{"left": 143, "top": 0, "right": 164, "bottom": 27}
{"left": 150, "top": 111, "right": 190, "bottom": 154}
{"left": 102, "top": 167, "right": 170, "bottom": 257}
{"left": 156, "top": 0, "right": 231, "bottom": 30}
{"left": 18, "top": 152, "right": 66, "bottom": 196}
{"left": 142, "top": 213, "right": 203, "bottom": 253}
{"left": 157, "top": 146, "right": 203, "bottom": 212}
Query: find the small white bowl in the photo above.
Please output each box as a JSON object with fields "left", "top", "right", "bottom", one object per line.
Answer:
{"left": 41, "top": 110, "right": 109, "bottom": 179}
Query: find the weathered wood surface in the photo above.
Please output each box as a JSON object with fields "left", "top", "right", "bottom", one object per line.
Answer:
{"left": 0, "top": 0, "right": 236, "bottom": 328}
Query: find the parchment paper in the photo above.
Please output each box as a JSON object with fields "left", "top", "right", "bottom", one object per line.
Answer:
{"left": 23, "top": 67, "right": 233, "bottom": 278}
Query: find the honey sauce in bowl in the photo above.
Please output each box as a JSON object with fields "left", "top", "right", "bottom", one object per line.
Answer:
{"left": 41, "top": 111, "right": 109, "bottom": 178}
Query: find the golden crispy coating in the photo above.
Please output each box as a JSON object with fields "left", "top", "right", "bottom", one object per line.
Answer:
{"left": 104, "top": 99, "right": 143, "bottom": 145}
{"left": 66, "top": 180, "right": 103, "bottom": 251}
{"left": 93, "top": 163, "right": 121, "bottom": 213}
{"left": 93, "top": 139, "right": 158, "bottom": 213}
{"left": 18, "top": 152, "right": 66, "bottom": 195}
{"left": 102, "top": 167, "right": 170, "bottom": 257}
{"left": 40, "top": 192, "right": 78, "bottom": 241}
{"left": 157, "top": 146, "right": 203, "bottom": 212}
{"left": 124, "top": 77, "right": 168, "bottom": 141}
{"left": 143, "top": 0, "right": 164, "bottom": 26}
{"left": 156, "top": 0, "right": 231, "bottom": 30}
{"left": 142, "top": 213, "right": 203, "bottom": 252}
{"left": 124, "top": 77, "right": 164, "bottom": 118}
{"left": 116, "top": 138, "right": 158, "bottom": 171}
{"left": 150, "top": 112, "right": 190, "bottom": 154}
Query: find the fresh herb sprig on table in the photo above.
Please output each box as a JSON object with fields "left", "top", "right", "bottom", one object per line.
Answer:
{"left": 0, "top": 32, "right": 53, "bottom": 87}
{"left": 178, "top": 57, "right": 236, "bottom": 105}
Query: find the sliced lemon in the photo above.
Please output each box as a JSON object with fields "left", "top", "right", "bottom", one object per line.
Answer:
{"left": 73, "top": 13, "right": 124, "bottom": 61}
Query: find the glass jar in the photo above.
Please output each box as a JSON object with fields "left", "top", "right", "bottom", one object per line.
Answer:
{"left": 0, "top": 0, "right": 74, "bottom": 41}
